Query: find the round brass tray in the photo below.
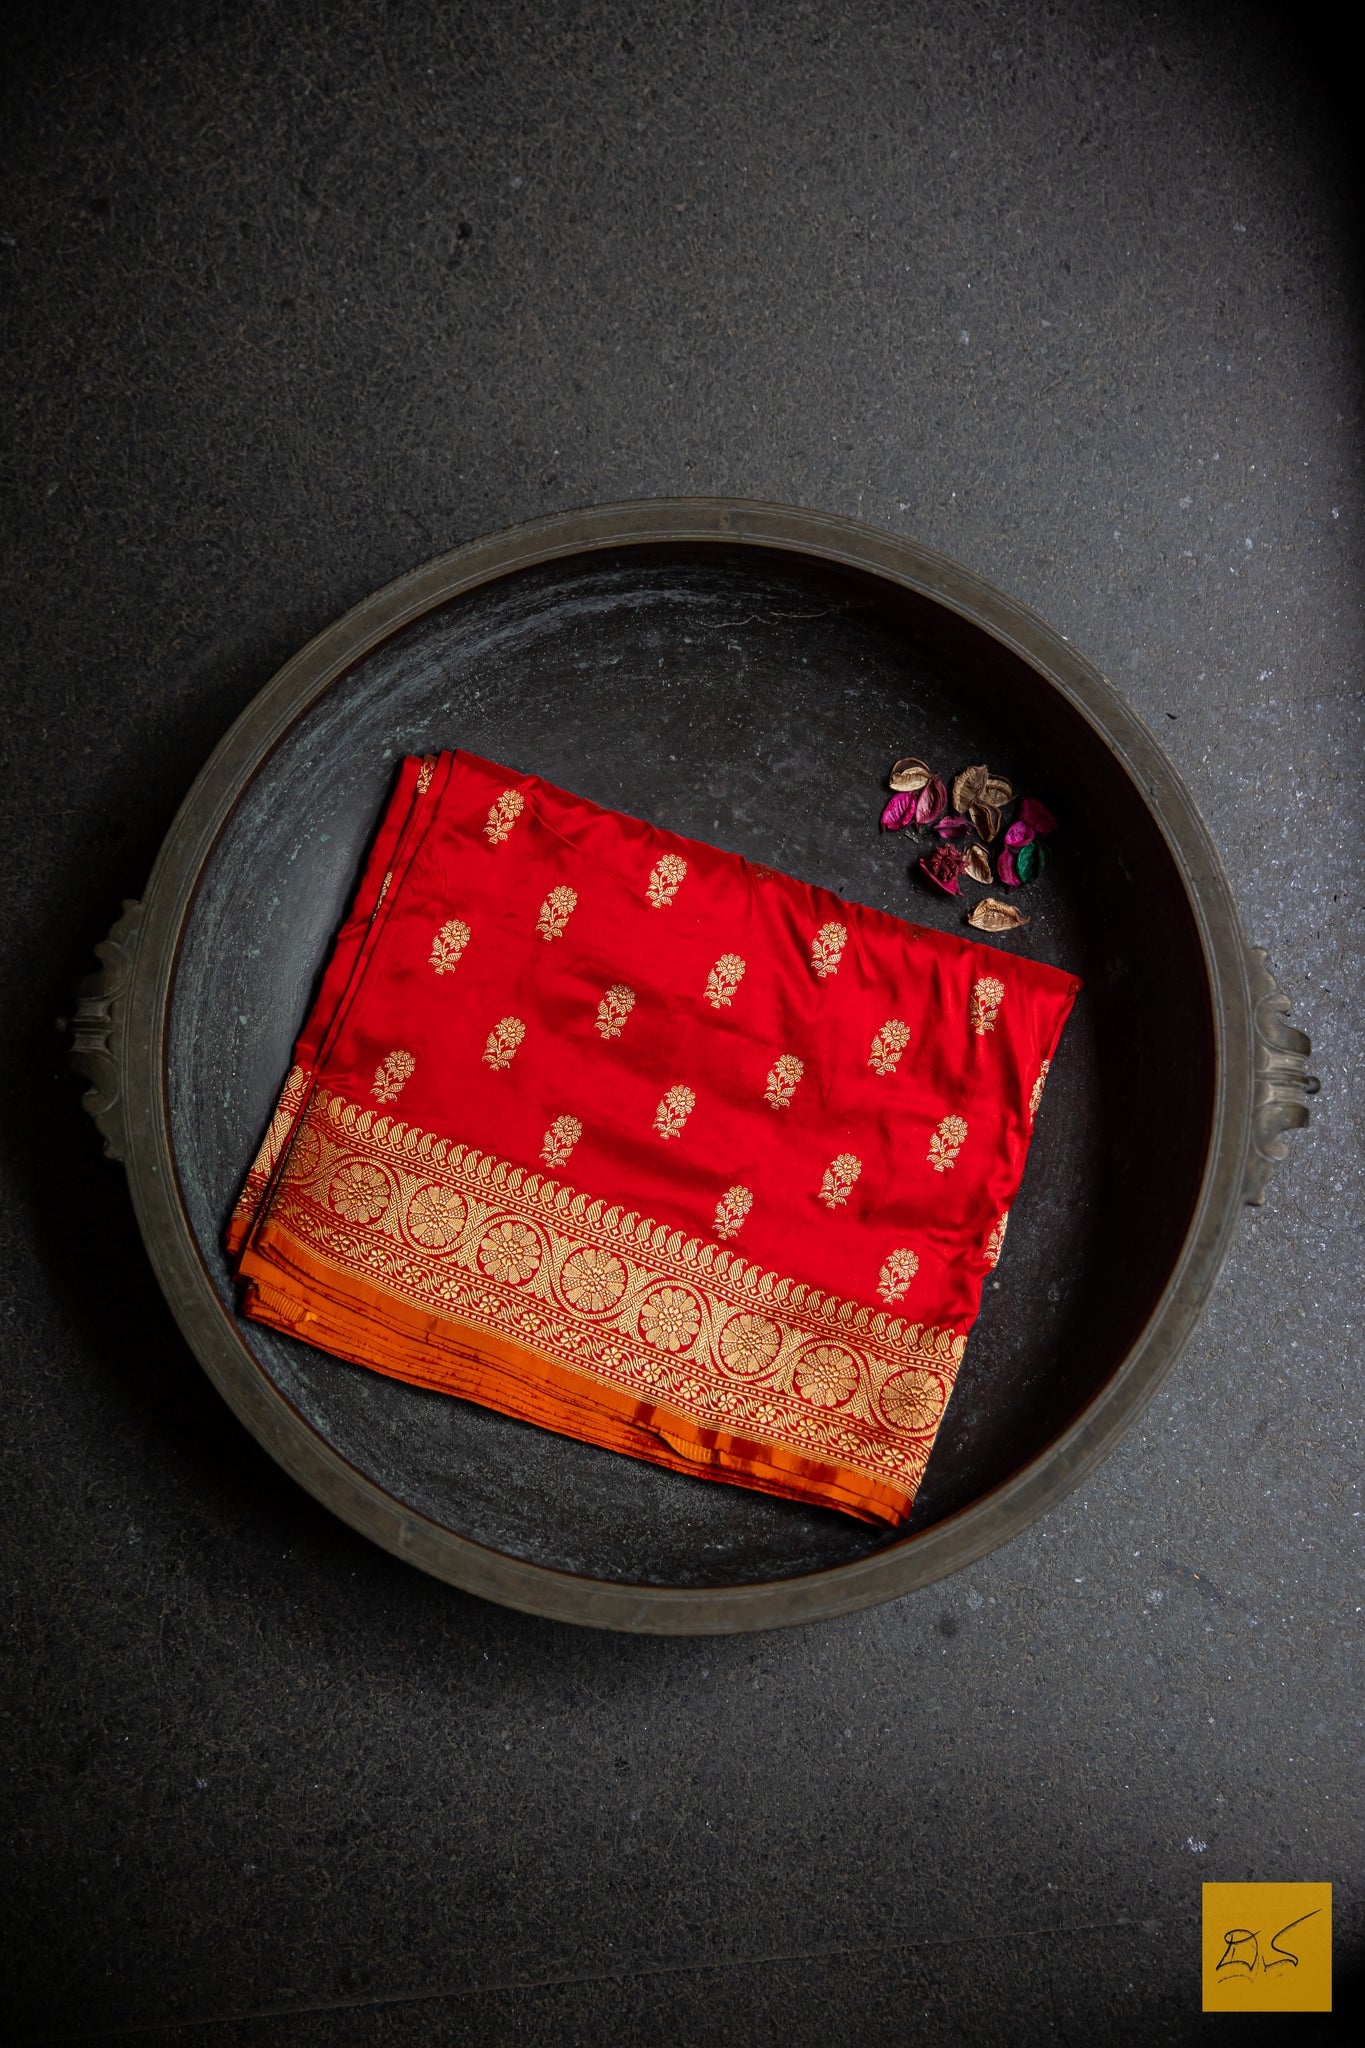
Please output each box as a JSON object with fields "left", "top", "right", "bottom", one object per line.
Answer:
{"left": 72, "top": 500, "right": 1315, "bottom": 1632}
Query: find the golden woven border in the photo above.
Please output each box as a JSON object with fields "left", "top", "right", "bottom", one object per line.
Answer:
{"left": 229, "top": 1063, "right": 310, "bottom": 1240}
{"left": 256, "top": 1084, "right": 966, "bottom": 1494}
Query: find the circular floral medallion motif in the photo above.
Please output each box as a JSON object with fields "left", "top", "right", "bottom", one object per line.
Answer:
{"left": 405, "top": 1182, "right": 467, "bottom": 1250}
{"left": 283, "top": 1123, "right": 322, "bottom": 1186}
{"left": 638, "top": 1285, "right": 703, "bottom": 1354}
{"left": 792, "top": 1342, "right": 861, "bottom": 1409}
{"left": 559, "top": 1245, "right": 628, "bottom": 1313}
{"left": 477, "top": 1219, "right": 543, "bottom": 1286}
{"left": 879, "top": 1369, "right": 948, "bottom": 1434}
{"left": 328, "top": 1160, "right": 391, "bottom": 1225}
{"left": 718, "top": 1313, "right": 783, "bottom": 1379}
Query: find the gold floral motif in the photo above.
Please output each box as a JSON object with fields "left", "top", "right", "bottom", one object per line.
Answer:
{"left": 484, "top": 788, "right": 525, "bottom": 845}
{"left": 429, "top": 918, "right": 471, "bottom": 975}
{"left": 638, "top": 1286, "right": 702, "bottom": 1353}
{"left": 704, "top": 953, "right": 746, "bottom": 1009}
{"left": 536, "top": 884, "right": 578, "bottom": 941}
{"left": 793, "top": 1343, "right": 860, "bottom": 1408}
{"left": 405, "top": 1182, "right": 467, "bottom": 1249}
{"left": 646, "top": 852, "right": 688, "bottom": 908}
{"left": 560, "top": 1245, "right": 627, "bottom": 1312}
{"left": 378, "top": 870, "right": 393, "bottom": 904}
{"left": 416, "top": 757, "right": 435, "bottom": 796}
{"left": 878, "top": 1247, "right": 919, "bottom": 1305}
{"left": 713, "top": 1184, "right": 753, "bottom": 1240}
{"left": 371, "top": 1049, "right": 415, "bottom": 1103}
{"left": 482, "top": 1016, "right": 525, "bottom": 1071}
{"left": 266, "top": 1086, "right": 971, "bottom": 1500}
{"left": 868, "top": 1018, "right": 911, "bottom": 1077}
{"left": 764, "top": 1052, "right": 804, "bottom": 1110}
{"left": 478, "top": 1219, "right": 542, "bottom": 1285}
{"left": 329, "top": 1160, "right": 390, "bottom": 1223}
{"left": 984, "top": 1210, "right": 1010, "bottom": 1269}
{"left": 810, "top": 920, "right": 847, "bottom": 979}
{"left": 718, "top": 1313, "right": 782, "bottom": 1378}
{"left": 285, "top": 1120, "right": 322, "bottom": 1185}
{"left": 819, "top": 1152, "right": 862, "bottom": 1208}
{"left": 540, "top": 1114, "right": 582, "bottom": 1169}
{"left": 971, "top": 975, "right": 1005, "bottom": 1036}
{"left": 595, "top": 984, "right": 636, "bottom": 1039}
{"left": 879, "top": 1369, "right": 948, "bottom": 1434}
{"left": 231, "top": 1062, "right": 310, "bottom": 1228}
{"left": 927, "top": 1114, "right": 968, "bottom": 1172}
{"left": 1029, "top": 1059, "right": 1051, "bottom": 1119}
{"left": 653, "top": 1083, "right": 695, "bottom": 1141}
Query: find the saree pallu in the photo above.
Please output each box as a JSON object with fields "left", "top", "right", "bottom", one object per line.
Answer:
{"left": 230, "top": 750, "right": 1081, "bottom": 1526}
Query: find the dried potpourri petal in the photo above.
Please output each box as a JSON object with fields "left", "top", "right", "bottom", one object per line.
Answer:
{"left": 889, "top": 756, "right": 933, "bottom": 792}
{"left": 997, "top": 846, "right": 1020, "bottom": 887}
{"left": 952, "top": 764, "right": 989, "bottom": 813}
{"left": 979, "top": 772, "right": 1014, "bottom": 808}
{"left": 919, "top": 844, "right": 964, "bottom": 895}
{"left": 968, "top": 897, "right": 1030, "bottom": 933}
{"left": 962, "top": 844, "right": 993, "bottom": 885}
{"left": 1018, "top": 797, "right": 1058, "bottom": 835}
{"left": 1003, "top": 818, "right": 1035, "bottom": 849}
{"left": 967, "top": 800, "right": 1003, "bottom": 842}
{"left": 935, "top": 813, "right": 971, "bottom": 838}
{"left": 1015, "top": 838, "right": 1046, "bottom": 884}
{"left": 880, "top": 790, "right": 917, "bottom": 831}
{"left": 914, "top": 775, "right": 948, "bottom": 827}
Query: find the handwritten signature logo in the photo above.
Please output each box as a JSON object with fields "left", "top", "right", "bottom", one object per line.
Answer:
{"left": 1202, "top": 1884, "right": 1332, "bottom": 2014}
{"left": 1215, "top": 1908, "right": 1321, "bottom": 1980}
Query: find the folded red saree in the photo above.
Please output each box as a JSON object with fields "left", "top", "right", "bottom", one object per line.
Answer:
{"left": 230, "top": 750, "right": 1080, "bottom": 1526}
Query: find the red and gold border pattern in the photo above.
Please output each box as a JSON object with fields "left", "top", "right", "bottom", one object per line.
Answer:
{"left": 264, "top": 1087, "right": 966, "bottom": 1494}
{"left": 228, "top": 1062, "right": 311, "bottom": 1246}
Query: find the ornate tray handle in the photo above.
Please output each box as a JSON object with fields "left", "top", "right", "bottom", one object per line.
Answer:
{"left": 1244, "top": 945, "right": 1319, "bottom": 1206}
{"left": 67, "top": 899, "right": 144, "bottom": 1163}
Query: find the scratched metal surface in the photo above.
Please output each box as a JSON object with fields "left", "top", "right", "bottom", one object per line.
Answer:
{"left": 167, "top": 545, "right": 1209, "bottom": 1586}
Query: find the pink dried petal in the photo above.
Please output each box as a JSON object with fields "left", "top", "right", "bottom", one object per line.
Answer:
{"left": 881, "top": 790, "right": 916, "bottom": 831}
{"left": 914, "top": 775, "right": 948, "bottom": 828}
{"left": 919, "top": 845, "right": 964, "bottom": 896}
{"left": 1004, "top": 819, "right": 1035, "bottom": 849}
{"left": 997, "top": 846, "right": 1020, "bottom": 887}
{"left": 935, "top": 813, "right": 971, "bottom": 838}
{"left": 1018, "top": 797, "right": 1058, "bottom": 836}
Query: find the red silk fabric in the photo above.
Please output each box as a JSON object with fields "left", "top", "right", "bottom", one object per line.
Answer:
{"left": 230, "top": 750, "right": 1080, "bottom": 1525}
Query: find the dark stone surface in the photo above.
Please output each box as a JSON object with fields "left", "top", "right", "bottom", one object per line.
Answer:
{"left": 1, "top": 2, "right": 1358, "bottom": 2041}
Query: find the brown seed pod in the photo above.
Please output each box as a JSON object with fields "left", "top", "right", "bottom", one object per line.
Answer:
{"left": 952, "top": 764, "right": 989, "bottom": 813}
{"left": 889, "top": 756, "right": 933, "bottom": 792}
{"left": 962, "top": 844, "right": 993, "bottom": 885}
{"left": 979, "top": 772, "right": 1014, "bottom": 808}
{"left": 967, "top": 897, "right": 1029, "bottom": 933}
{"left": 967, "top": 800, "right": 1003, "bottom": 842}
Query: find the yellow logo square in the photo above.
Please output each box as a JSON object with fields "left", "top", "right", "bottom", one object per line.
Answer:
{"left": 1202, "top": 1882, "right": 1332, "bottom": 2012}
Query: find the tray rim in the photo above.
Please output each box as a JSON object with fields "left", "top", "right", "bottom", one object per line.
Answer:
{"left": 112, "top": 497, "right": 1254, "bottom": 1633}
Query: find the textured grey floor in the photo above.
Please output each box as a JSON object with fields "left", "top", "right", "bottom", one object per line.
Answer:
{"left": 1, "top": 2, "right": 1359, "bottom": 2042}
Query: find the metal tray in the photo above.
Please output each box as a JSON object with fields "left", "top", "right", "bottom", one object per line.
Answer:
{"left": 72, "top": 501, "right": 1316, "bottom": 1632}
